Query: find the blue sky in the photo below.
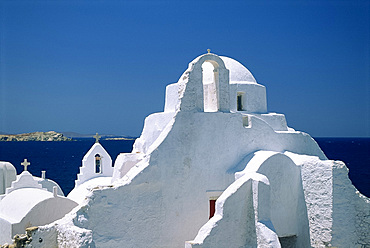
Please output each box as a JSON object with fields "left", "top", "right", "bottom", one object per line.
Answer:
{"left": 1, "top": 0, "right": 369, "bottom": 137}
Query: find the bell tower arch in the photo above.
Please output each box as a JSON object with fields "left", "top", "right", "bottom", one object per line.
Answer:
{"left": 180, "top": 53, "right": 230, "bottom": 112}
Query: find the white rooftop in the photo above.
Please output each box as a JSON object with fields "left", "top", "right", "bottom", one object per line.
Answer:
{"left": 0, "top": 188, "right": 53, "bottom": 223}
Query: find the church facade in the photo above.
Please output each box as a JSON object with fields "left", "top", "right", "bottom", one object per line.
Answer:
{"left": 1, "top": 53, "right": 369, "bottom": 247}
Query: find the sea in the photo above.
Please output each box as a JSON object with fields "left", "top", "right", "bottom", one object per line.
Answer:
{"left": 0, "top": 138, "right": 369, "bottom": 197}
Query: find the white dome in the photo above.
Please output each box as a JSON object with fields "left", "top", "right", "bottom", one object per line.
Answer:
{"left": 0, "top": 188, "right": 52, "bottom": 222}
{"left": 220, "top": 56, "right": 256, "bottom": 83}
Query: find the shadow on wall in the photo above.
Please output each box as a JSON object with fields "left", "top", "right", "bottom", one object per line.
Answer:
{"left": 279, "top": 235, "right": 297, "bottom": 248}
{"left": 331, "top": 161, "right": 370, "bottom": 247}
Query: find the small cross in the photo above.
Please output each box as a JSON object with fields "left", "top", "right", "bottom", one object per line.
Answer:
{"left": 21, "top": 158, "right": 30, "bottom": 171}
{"left": 94, "top": 133, "right": 101, "bottom": 143}
{"left": 207, "top": 49, "right": 211, "bottom": 54}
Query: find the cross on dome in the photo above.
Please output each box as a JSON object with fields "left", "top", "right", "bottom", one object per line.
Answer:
{"left": 207, "top": 49, "right": 211, "bottom": 54}
{"left": 94, "top": 133, "right": 101, "bottom": 143}
{"left": 21, "top": 158, "right": 30, "bottom": 171}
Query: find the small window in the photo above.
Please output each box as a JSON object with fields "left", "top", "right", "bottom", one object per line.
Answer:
{"left": 237, "top": 92, "right": 245, "bottom": 111}
{"left": 243, "top": 116, "right": 249, "bottom": 127}
{"left": 209, "top": 199, "right": 216, "bottom": 219}
{"left": 95, "top": 154, "right": 102, "bottom": 173}
{"left": 206, "top": 191, "right": 223, "bottom": 219}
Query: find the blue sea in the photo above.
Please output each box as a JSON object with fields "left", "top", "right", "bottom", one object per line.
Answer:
{"left": 0, "top": 138, "right": 369, "bottom": 197}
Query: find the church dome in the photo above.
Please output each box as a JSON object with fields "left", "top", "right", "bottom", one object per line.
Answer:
{"left": 219, "top": 56, "right": 256, "bottom": 83}
{"left": 0, "top": 188, "right": 53, "bottom": 222}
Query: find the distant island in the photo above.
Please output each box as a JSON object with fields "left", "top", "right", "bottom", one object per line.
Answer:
{"left": 61, "top": 132, "right": 136, "bottom": 140}
{"left": 0, "top": 131, "right": 136, "bottom": 141}
{"left": 0, "top": 131, "right": 72, "bottom": 142}
{"left": 104, "top": 137, "right": 136, "bottom": 141}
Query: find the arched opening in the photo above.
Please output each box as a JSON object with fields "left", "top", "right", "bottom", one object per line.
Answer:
{"left": 95, "top": 154, "right": 102, "bottom": 174}
{"left": 180, "top": 54, "right": 229, "bottom": 112}
{"left": 202, "top": 61, "right": 220, "bottom": 112}
{"left": 256, "top": 154, "right": 309, "bottom": 247}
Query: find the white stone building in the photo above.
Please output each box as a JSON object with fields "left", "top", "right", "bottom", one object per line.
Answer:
{"left": 7, "top": 53, "right": 370, "bottom": 247}
{"left": 0, "top": 160, "right": 77, "bottom": 244}
{"left": 0, "top": 135, "right": 116, "bottom": 245}
{"left": 68, "top": 136, "right": 113, "bottom": 204}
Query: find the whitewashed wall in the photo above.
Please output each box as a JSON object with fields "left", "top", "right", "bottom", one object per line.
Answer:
{"left": 0, "top": 162, "right": 16, "bottom": 195}
{"left": 25, "top": 53, "right": 369, "bottom": 248}
{"left": 0, "top": 188, "right": 77, "bottom": 244}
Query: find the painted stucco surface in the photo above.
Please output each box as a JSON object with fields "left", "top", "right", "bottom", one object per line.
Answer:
{"left": 186, "top": 173, "right": 282, "bottom": 248}
{"left": 68, "top": 177, "right": 112, "bottom": 205}
{"left": 186, "top": 175, "right": 259, "bottom": 248}
{"left": 0, "top": 188, "right": 77, "bottom": 244}
{"left": 18, "top": 53, "right": 369, "bottom": 248}
{"left": 35, "top": 177, "right": 64, "bottom": 197}
{"left": 0, "top": 162, "right": 16, "bottom": 195}
{"left": 5, "top": 171, "right": 43, "bottom": 195}
{"left": 0, "top": 161, "right": 72, "bottom": 244}
{"left": 286, "top": 152, "right": 370, "bottom": 247}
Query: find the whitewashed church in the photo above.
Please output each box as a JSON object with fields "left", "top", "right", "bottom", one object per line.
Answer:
{"left": 0, "top": 52, "right": 369, "bottom": 247}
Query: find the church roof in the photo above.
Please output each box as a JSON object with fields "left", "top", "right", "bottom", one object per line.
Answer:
{"left": 82, "top": 142, "right": 111, "bottom": 161}
{"left": 5, "top": 171, "right": 43, "bottom": 194}
{"left": 219, "top": 56, "right": 257, "bottom": 83}
{"left": 34, "top": 177, "right": 65, "bottom": 196}
{"left": 0, "top": 188, "right": 53, "bottom": 223}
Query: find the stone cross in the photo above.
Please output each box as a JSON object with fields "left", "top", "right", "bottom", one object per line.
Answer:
{"left": 94, "top": 133, "right": 101, "bottom": 143}
{"left": 207, "top": 49, "right": 211, "bottom": 54}
{"left": 21, "top": 158, "right": 30, "bottom": 171}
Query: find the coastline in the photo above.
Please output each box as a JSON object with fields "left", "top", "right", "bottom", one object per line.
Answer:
{"left": 0, "top": 131, "right": 71, "bottom": 142}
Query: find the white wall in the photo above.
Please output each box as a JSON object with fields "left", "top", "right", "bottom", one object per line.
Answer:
{"left": 132, "top": 112, "right": 175, "bottom": 154}
{"left": 186, "top": 175, "right": 258, "bottom": 248}
{"left": 0, "top": 188, "right": 77, "bottom": 244}
{"left": 45, "top": 111, "right": 326, "bottom": 248}
{"left": 25, "top": 53, "right": 368, "bottom": 248}
{"left": 229, "top": 82, "right": 267, "bottom": 113}
{"left": 112, "top": 153, "right": 144, "bottom": 182}
{"left": 0, "top": 218, "right": 12, "bottom": 244}
{"left": 236, "top": 152, "right": 310, "bottom": 246}
{"left": 186, "top": 173, "right": 280, "bottom": 248}
{"left": 286, "top": 152, "right": 370, "bottom": 247}
{"left": 0, "top": 162, "right": 16, "bottom": 195}
{"left": 255, "top": 113, "right": 288, "bottom": 131}
{"left": 164, "top": 83, "right": 180, "bottom": 113}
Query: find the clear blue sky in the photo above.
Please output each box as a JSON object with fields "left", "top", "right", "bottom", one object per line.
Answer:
{"left": 1, "top": 0, "right": 369, "bottom": 137}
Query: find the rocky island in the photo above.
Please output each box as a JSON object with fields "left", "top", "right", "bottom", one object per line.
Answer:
{"left": 0, "top": 131, "right": 72, "bottom": 141}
